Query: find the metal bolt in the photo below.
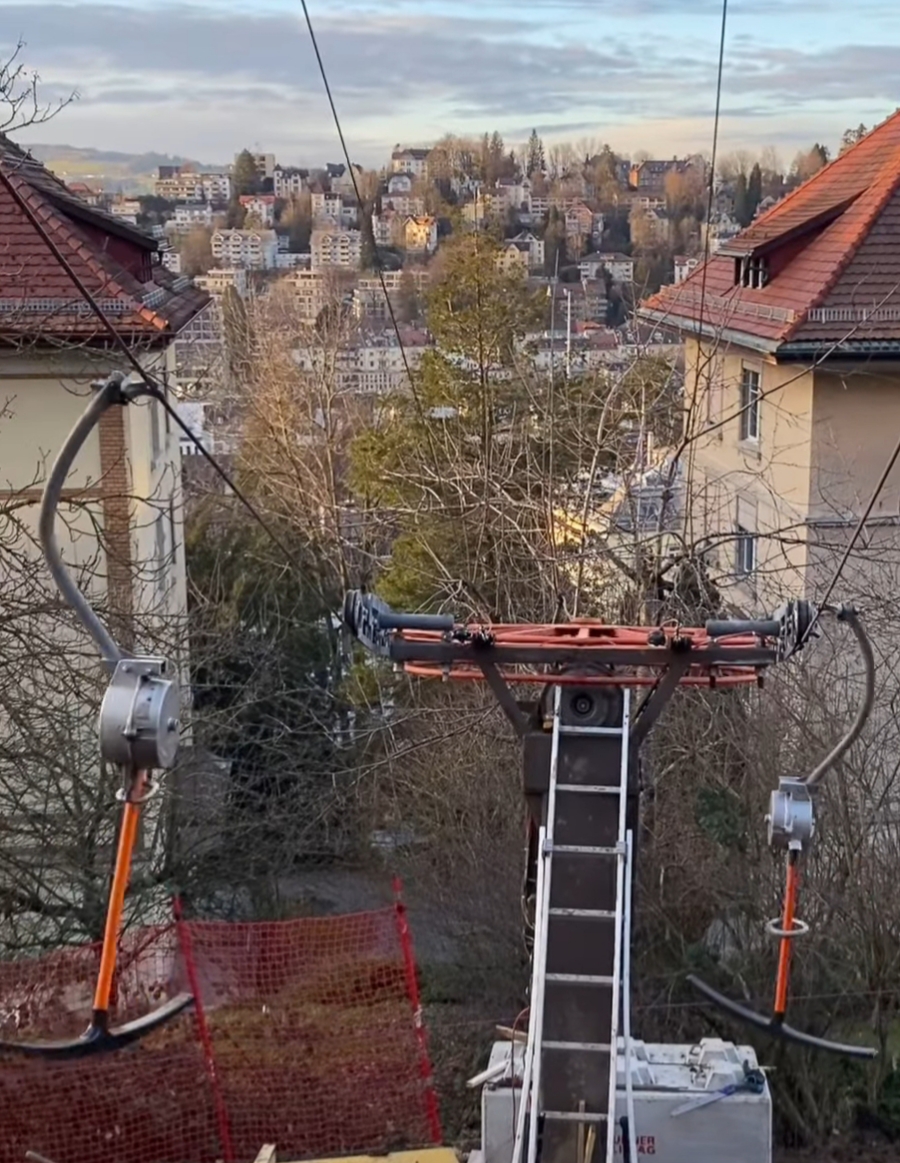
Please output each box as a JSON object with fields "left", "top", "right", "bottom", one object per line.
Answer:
{"left": 167, "top": 718, "right": 179, "bottom": 732}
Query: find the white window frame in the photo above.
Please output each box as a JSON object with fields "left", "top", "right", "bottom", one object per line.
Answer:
{"left": 739, "top": 365, "right": 760, "bottom": 443}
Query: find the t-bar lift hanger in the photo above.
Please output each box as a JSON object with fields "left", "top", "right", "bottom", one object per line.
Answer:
{"left": 0, "top": 373, "right": 193, "bottom": 1059}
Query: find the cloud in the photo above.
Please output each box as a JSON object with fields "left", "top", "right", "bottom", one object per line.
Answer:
{"left": 0, "top": 0, "right": 896, "bottom": 161}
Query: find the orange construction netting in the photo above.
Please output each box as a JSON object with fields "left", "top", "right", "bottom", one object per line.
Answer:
{"left": 0, "top": 890, "right": 440, "bottom": 1163}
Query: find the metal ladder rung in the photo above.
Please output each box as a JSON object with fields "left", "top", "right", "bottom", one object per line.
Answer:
{"left": 545, "top": 973, "right": 614, "bottom": 985}
{"left": 557, "top": 725, "right": 625, "bottom": 737}
{"left": 543, "top": 1111, "right": 609, "bottom": 1124}
{"left": 549, "top": 907, "right": 616, "bottom": 919}
{"left": 548, "top": 843, "right": 622, "bottom": 856}
{"left": 543, "top": 1039, "right": 612, "bottom": 1051}
{"left": 556, "top": 784, "right": 621, "bottom": 795}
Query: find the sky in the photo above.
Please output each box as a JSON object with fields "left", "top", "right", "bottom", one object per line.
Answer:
{"left": 2, "top": 0, "right": 899, "bottom": 168}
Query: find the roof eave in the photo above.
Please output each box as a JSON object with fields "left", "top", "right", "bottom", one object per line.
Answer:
{"left": 637, "top": 306, "right": 779, "bottom": 354}
{"left": 776, "top": 339, "right": 900, "bottom": 361}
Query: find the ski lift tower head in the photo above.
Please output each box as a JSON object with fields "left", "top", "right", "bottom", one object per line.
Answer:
{"left": 343, "top": 591, "right": 814, "bottom": 748}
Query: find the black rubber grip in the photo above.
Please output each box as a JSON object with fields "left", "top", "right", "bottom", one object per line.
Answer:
{"left": 705, "top": 618, "right": 781, "bottom": 638}
{"left": 376, "top": 611, "right": 455, "bottom": 631}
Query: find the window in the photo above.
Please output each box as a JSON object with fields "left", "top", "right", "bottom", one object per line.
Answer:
{"left": 739, "top": 366, "right": 760, "bottom": 442}
{"left": 735, "top": 255, "right": 768, "bottom": 289}
{"left": 735, "top": 525, "right": 757, "bottom": 578}
{"left": 149, "top": 397, "right": 161, "bottom": 465}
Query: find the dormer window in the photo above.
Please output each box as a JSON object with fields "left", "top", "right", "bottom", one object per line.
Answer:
{"left": 736, "top": 255, "right": 768, "bottom": 289}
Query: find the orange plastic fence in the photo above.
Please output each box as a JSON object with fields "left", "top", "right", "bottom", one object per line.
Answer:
{"left": 0, "top": 901, "right": 441, "bottom": 1163}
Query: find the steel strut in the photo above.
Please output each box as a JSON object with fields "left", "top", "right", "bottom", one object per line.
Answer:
{"left": 0, "top": 374, "right": 193, "bottom": 1059}
{"left": 689, "top": 606, "right": 878, "bottom": 1060}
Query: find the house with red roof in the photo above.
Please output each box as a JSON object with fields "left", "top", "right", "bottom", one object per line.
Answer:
{"left": 0, "top": 132, "right": 210, "bottom": 639}
{"left": 639, "top": 112, "right": 900, "bottom": 610}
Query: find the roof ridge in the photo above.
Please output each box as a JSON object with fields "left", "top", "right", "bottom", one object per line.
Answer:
{"left": 785, "top": 142, "right": 900, "bottom": 338}
{"left": 745, "top": 107, "right": 900, "bottom": 232}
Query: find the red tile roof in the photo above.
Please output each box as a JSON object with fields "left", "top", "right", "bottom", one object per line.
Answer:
{"left": 640, "top": 109, "right": 900, "bottom": 352}
{"left": 0, "top": 134, "right": 208, "bottom": 343}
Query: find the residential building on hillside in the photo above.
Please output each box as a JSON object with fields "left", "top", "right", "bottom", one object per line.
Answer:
{"left": 702, "top": 212, "right": 742, "bottom": 254}
{"left": 640, "top": 111, "right": 900, "bottom": 611}
{"left": 311, "top": 229, "right": 362, "bottom": 270}
{"left": 384, "top": 192, "right": 426, "bottom": 218}
{"left": 495, "top": 178, "right": 532, "bottom": 214}
{"left": 156, "top": 173, "right": 204, "bottom": 202}
{"left": 509, "top": 231, "right": 545, "bottom": 270}
{"left": 497, "top": 242, "right": 529, "bottom": 275}
{"left": 330, "top": 163, "right": 363, "bottom": 197}
{"left": 273, "top": 166, "right": 308, "bottom": 199}
{"left": 194, "top": 268, "right": 248, "bottom": 298}
{"left": 109, "top": 198, "right": 142, "bottom": 225}
{"left": 391, "top": 147, "right": 430, "bottom": 178}
{"left": 283, "top": 269, "right": 329, "bottom": 320}
{"left": 629, "top": 158, "right": 697, "bottom": 193}
{"left": 311, "top": 190, "right": 343, "bottom": 223}
{"left": 353, "top": 270, "right": 430, "bottom": 321}
{"left": 239, "top": 194, "right": 276, "bottom": 226}
{"left": 294, "top": 332, "right": 429, "bottom": 395}
{"left": 674, "top": 255, "right": 700, "bottom": 284}
{"left": 211, "top": 228, "right": 278, "bottom": 269}
{"left": 387, "top": 173, "right": 414, "bottom": 196}
{"left": 372, "top": 210, "right": 401, "bottom": 247}
{"left": 580, "top": 253, "right": 634, "bottom": 284}
{"left": 173, "top": 204, "right": 215, "bottom": 229}
{"left": 404, "top": 215, "right": 437, "bottom": 254}
{"left": 201, "top": 172, "right": 232, "bottom": 203}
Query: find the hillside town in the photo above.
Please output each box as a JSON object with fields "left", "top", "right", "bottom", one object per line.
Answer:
{"left": 2, "top": 29, "right": 900, "bottom": 1158}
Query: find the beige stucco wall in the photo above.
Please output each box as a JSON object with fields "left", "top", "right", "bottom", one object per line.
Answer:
{"left": 810, "top": 364, "right": 900, "bottom": 520}
{"left": 683, "top": 336, "right": 815, "bottom": 610}
{"left": 0, "top": 347, "right": 188, "bottom": 639}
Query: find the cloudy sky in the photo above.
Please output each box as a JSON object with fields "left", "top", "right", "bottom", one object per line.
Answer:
{"left": 3, "top": 0, "right": 899, "bottom": 166}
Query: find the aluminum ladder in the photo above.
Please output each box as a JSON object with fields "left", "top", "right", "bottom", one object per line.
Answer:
{"left": 513, "top": 684, "right": 633, "bottom": 1163}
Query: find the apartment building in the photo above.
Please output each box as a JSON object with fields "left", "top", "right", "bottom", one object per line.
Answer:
{"left": 109, "top": 199, "right": 142, "bottom": 225}
{"left": 294, "top": 333, "right": 428, "bottom": 395}
{"left": 311, "top": 229, "right": 362, "bottom": 270}
{"left": 194, "top": 268, "right": 248, "bottom": 298}
{"left": 154, "top": 170, "right": 230, "bottom": 204}
{"left": 211, "top": 228, "right": 278, "bottom": 269}
{"left": 173, "top": 204, "right": 215, "bottom": 229}
{"left": 353, "top": 270, "right": 430, "bottom": 321}
{"left": 391, "top": 147, "right": 430, "bottom": 178}
{"left": 579, "top": 253, "right": 635, "bottom": 284}
{"left": 640, "top": 111, "right": 900, "bottom": 610}
{"left": 273, "top": 166, "right": 308, "bottom": 199}
{"left": 384, "top": 192, "right": 426, "bottom": 219}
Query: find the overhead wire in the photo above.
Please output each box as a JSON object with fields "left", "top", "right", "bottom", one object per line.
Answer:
{"left": 682, "top": 0, "right": 729, "bottom": 551}
{"left": 0, "top": 163, "right": 324, "bottom": 602}
{"left": 297, "top": 0, "right": 423, "bottom": 410}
